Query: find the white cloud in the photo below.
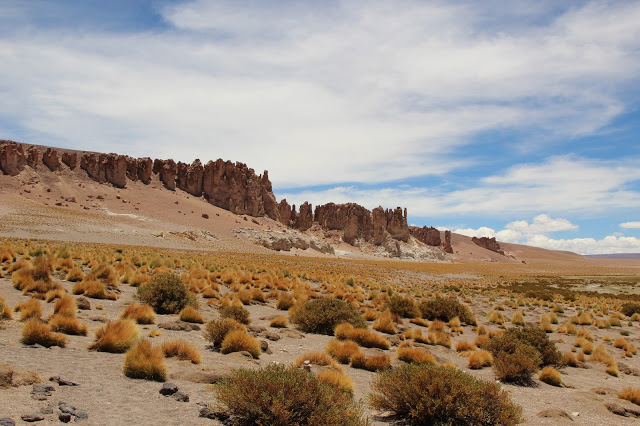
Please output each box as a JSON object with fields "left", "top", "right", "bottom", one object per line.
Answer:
{"left": 453, "top": 215, "right": 640, "bottom": 255}
{"left": 620, "top": 221, "right": 640, "bottom": 229}
{"left": 0, "top": 1, "right": 639, "bottom": 187}
{"left": 277, "top": 156, "right": 640, "bottom": 216}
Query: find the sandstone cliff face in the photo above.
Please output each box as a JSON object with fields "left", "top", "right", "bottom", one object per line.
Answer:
{"left": 409, "top": 226, "right": 441, "bottom": 247}
{"left": 471, "top": 236, "right": 504, "bottom": 255}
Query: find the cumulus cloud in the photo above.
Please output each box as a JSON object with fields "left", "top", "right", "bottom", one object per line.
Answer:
{"left": 620, "top": 221, "right": 640, "bottom": 229}
{"left": 453, "top": 215, "right": 640, "bottom": 255}
{"left": 0, "top": 1, "right": 639, "bottom": 187}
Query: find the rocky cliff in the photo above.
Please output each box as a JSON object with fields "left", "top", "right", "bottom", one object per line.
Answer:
{"left": 471, "top": 236, "right": 504, "bottom": 255}
{"left": 0, "top": 139, "right": 451, "bottom": 256}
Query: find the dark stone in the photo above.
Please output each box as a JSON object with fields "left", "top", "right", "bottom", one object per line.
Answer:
{"left": 0, "top": 419, "right": 15, "bottom": 426}
{"left": 159, "top": 382, "right": 178, "bottom": 396}
{"left": 172, "top": 391, "right": 189, "bottom": 402}
{"left": 31, "top": 384, "right": 55, "bottom": 395}
{"left": 259, "top": 340, "right": 271, "bottom": 354}
{"left": 536, "top": 409, "right": 572, "bottom": 420}
{"left": 20, "top": 414, "right": 44, "bottom": 422}
{"left": 59, "top": 413, "right": 71, "bottom": 423}
{"left": 58, "top": 403, "right": 76, "bottom": 415}
{"left": 262, "top": 332, "right": 281, "bottom": 341}
{"left": 199, "top": 408, "right": 229, "bottom": 421}
{"left": 74, "top": 411, "right": 88, "bottom": 422}
{"left": 75, "top": 297, "right": 91, "bottom": 310}
{"left": 49, "top": 376, "right": 78, "bottom": 386}
{"left": 39, "top": 403, "right": 54, "bottom": 415}
{"left": 158, "top": 322, "right": 200, "bottom": 332}
{"left": 605, "top": 402, "right": 640, "bottom": 418}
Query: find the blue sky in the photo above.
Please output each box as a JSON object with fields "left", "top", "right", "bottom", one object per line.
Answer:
{"left": 1, "top": 0, "right": 640, "bottom": 254}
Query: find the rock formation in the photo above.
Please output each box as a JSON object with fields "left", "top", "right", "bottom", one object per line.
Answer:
{"left": 42, "top": 148, "right": 60, "bottom": 172}
{"left": 0, "top": 141, "right": 26, "bottom": 176}
{"left": 409, "top": 226, "right": 441, "bottom": 247}
{"left": 471, "top": 236, "right": 504, "bottom": 255}
{"left": 443, "top": 230, "right": 453, "bottom": 253}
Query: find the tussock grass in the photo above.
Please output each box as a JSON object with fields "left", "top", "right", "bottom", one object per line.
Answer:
{"left": 219, "top": 305, "right": 251, "bottom": 325}
{"left": 53, "top": 295, "right": 76, "bottom": 317}
{"left": 317, "top": 370, "right": 355, "bottom": 394}
{"left": 539, "top": 366, "right": 562, "bottom": 386}
{"left": 21, "top": 318, "right": 67, "bottom": 347}
{"left": 350, "top": 353, "right": 391, "bottom": 371}
{"left": 269, "top": 315, "right": 288, "bottom": 328}
{"left": 335, "top": 323, "right": 390, "bottom": 349}
{"left": 160, "top": 339, "right": 202, "bottom": 364}
{"left": 220, "top": 330, "right": 261, "bottom": 358}
{"left": 48, "top": 315, "right": 88, "bottom": 336}
{"left": 618, "top": 388, "right": 640, "bottom": 406}
{"left": 73, "top": 280, "right": 117, "bottom": 300}
{"left": 468, "top": 349, "right": 493, "bottom": 369}
{"left": 295, "top": 351, "right": 343, "bottom": 373}
{"left": 178, "top": 306, "right": 204, "bottom": 324}
{"left": 397, "top": 346, "right": 436, "bottom": 364}
{"left": 204, "top": 318, "right": 246, "bottom": 347}
{"left": 89, "top": 319, "right": 140, "bottom": 353}
{"left": 0, "top": 296, "right": 12, "bottom": 320}
{"left": 15, "top": 298, "right": 42, "bottom": 321}
{"left": 372, "top": 309, "right": 398, "bottom": 334}
{"left": 123, "top": 340, "right": 167, "bottom": 381}
{"left": 325, "top": 339, "right": 362, "bottom": 364}
{"left": 455, "top": 341, "right": 476, "bottom": 352}
{"left": 120, "top": 303, "right": 156, "bottom": 324}
{"left": 65, "top": 267, "right": 84, "bottom": 282}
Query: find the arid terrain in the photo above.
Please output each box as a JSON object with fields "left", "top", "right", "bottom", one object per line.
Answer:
{"left": 1, "top": 141, "right": 640, "bottom": 425}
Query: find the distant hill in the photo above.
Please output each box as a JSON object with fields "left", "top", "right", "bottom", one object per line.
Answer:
{"left": 586, "top": 253, "right": 640, "bottom": 259}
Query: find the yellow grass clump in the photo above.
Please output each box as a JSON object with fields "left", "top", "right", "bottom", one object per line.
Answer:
{"left": 276, "top": 292, "right": 295, "bottom": 310}
{"left": 65, "top": 267, "right": 84, "bottom": 282}
{"left": 15, "top": 298, "right": 42, "bottom": 321}
{"left": 89, "top": 319, "right": 140, "bottom": 353}
{"left": 123, "top": 340, "right": 167, "bottom": 382}
{"left": 511, "top": 310, "right": 525, "bottom": 326}
{"left": 325, "top": 339, "right": 362, "bottom": 364}
{"left": 48, "top": 315, "right": 88, "bottom": 336}
{"left": 350, "top": 353, "right": 391, "bottom": 371}
{"left": 295, "top": 351, "right": 343, "bottom": 373}
{"left": 372, "top": 309, "right": 398, "bottom": 335}
{"left": 220, "top": 330, "right": 261, "bottom": 358}
{"left": 73, "top": 280, "right": 117, "bottom": 300}
{"left": 160, "top": 339, "right": 202, "bottom": 364}
{"left": 487, "top": 310, "right": 505, "bottom": 325}
{"left": 269, "top": 316, "right": 288, "bottom": 328}
{"left": 53, "top": 295, "right": 76, "bottom": 317}
{"left": 317, "top": 370, "right": 355, "bottom": 395}
{"left": 334, "top": 323, "right": 390, "bottom": 350}
{"left": 203, "top": 318, "right": 247, "bottom": 347}
{"left": 468, "top": 349, "right": 493, "bottom": 369}
{"left": 179, "top": 306, "right": 204, "bottom": 324}
{"left": 120, "top": 303, "right": 156, "bottom": 324}
{"left": 618, "top": 388, "right": 640, "bottom": 406}
{"left": 455, "top": 341, "right": 476, "bottom": 353}
{"left": 539, "top": 366, "right": 562, "bottom": 387}
{"left": 0, "top": 297, "right": 12, "bottom": 320}
{"left": 397, "top": 346, "right": 436, "bottom": 364}
{"left": 21, "top": 318, "right": 67, "bottom": 347}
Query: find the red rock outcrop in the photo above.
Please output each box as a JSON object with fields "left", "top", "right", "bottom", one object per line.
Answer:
{"left": 42, "top": 148, "right": 60, "bottom": 171}
{"left": 153, "top": 159, "right": 177, "bottom": 190}
{"left": 278, "top": 200, "right": 294, "bottom": 226}
{"left": 443, "top": 230, "right": 453, "bottom": 253}
{"left": 471, "top": 236, "right": 504, "bottom": 255}
{"left": 409, "top": 226, "right": 441, "bottom": 247}
{"left": 314, "top": 203, "right": 373, "bottom": 245}
{"left": 176, "top": 160, "right": 204, "bottom": 196}
{"left": 373, "top": 207, "right": 409, "bottom": 243}
{"left": 61, "top": 152, "right": 78, "bottom": 169}
{"left": 294, "top": 202, "right": 313, "bottom": 231}
{"left": 0, "top": 141, "right": 27, "bottom": 176}
{"left": 80, "top": 153, "right": 128, "bottom": 188}
{"left": 26, "top": 147, "right": 38, "bottom": 169}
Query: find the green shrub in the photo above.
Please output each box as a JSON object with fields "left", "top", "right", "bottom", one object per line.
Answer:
{"left": 621, "top": 303, "right": 640, "bottom": 317}
{"left": 291, "top": 298, "right": 366, "bottom": 335}
{"left": 369, "top": 363, "right": 522, "bottom": 425}
{"left": 136, "top": 272, "right": 195, "bottom": 314}
{"left": 496, "top": 327, "right": 563, "bottom": 367}
{"left": 419, "top": 297, "right": 476, "bottom": 325}
{"left": 215, "top": 364, "right": 365, "bottom": 425}
{"left": 219, "top": 305, "right": 251, "bottom": 325}
{"left": 385, "top": 294, "right": 419, "bottom": 318}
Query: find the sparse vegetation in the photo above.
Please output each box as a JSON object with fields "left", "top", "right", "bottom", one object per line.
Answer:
{"left": 89, "top": 319, "right": 140, "bottom": 353}
{"left": 291, "top": 298, "right": 366, "bottom": 334}
{"left": 123, "top": 339, "right": 167, "bottom": 381}
{"left": 419, "top": 297, "right": 476, "bottom": 325}
{"left": 370, "top": 363, "right": 523, "bottom": 425}
{"left": 160, "top": 339, "right": 201, "bottom": 364}
{"left": 220, "top": 330, "right": 261, "bottom": 358}
{"left": 21, "top": 318, "right": 67, "bottom": 347}
{"left": 137, "top": 272, "right": 195, "bottom": 314}
{"left": 120, "top": 303, "right": 156, "bottom": 324}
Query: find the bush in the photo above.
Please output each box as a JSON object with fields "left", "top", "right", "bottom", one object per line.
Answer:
{"left": 137, "top": 272, "right": 195, "bottom": 314}
{"left": 488, "top": 326, "right": 562, "bottom": 367}
{"left": 21, "top": 318, "right": 67, "bottom": 347}
{"left": 160, "top": 339, "right": 202, "bottom": 364}
{"left": 291, "top": 298, "right": 366, "bottom": 335}
{"left": 215, "top": 364, "right": 365, "bottom": 425}
{"left": 219, "top": 305, "right": 251, "bottom": 325}
{"left": 468, "top": 349, "right": 493, "bottom": 369}
{"left": 276, "top": 292, "right": 295, "bottom": 310}
{"left": 88, "top": 319, "right": 140, "bottom": 353}
{"left": 179, "top": 306, "right": 204, "bottom": 323}
{"left": 204, "top": 318, "right": 246, "bottom": 347}
{"left": 539, "top": 366, "right": 562, "bottom": 387}
{"left": 492, "top": 340, "right": 541, "bottom": 384}
{"left": 419, "top": 297, "right": 476, "bottom": 325}
{"left": 370, "top": 363, "right": 523, "bottom": 425}
{"left": 622, "top": 303, "right": 640, "bottom": 317}
{"left": 123, "top": 340, "right": 167, "bottom": 381}
{"left": 269, "top": 316, "right": 288, "bottom": 328}
{"left": 386, "top": 295, "right": 419, "bottom": 318}
{"left": 220, "top": 330, "right": 261, "bottom": 358}
{"left": 120, "top": 303, "right": 156, "bottom": 324}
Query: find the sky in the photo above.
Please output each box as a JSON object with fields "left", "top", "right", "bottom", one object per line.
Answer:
{"left": 1, "top": 0, "right": 639, "bottom": 255}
